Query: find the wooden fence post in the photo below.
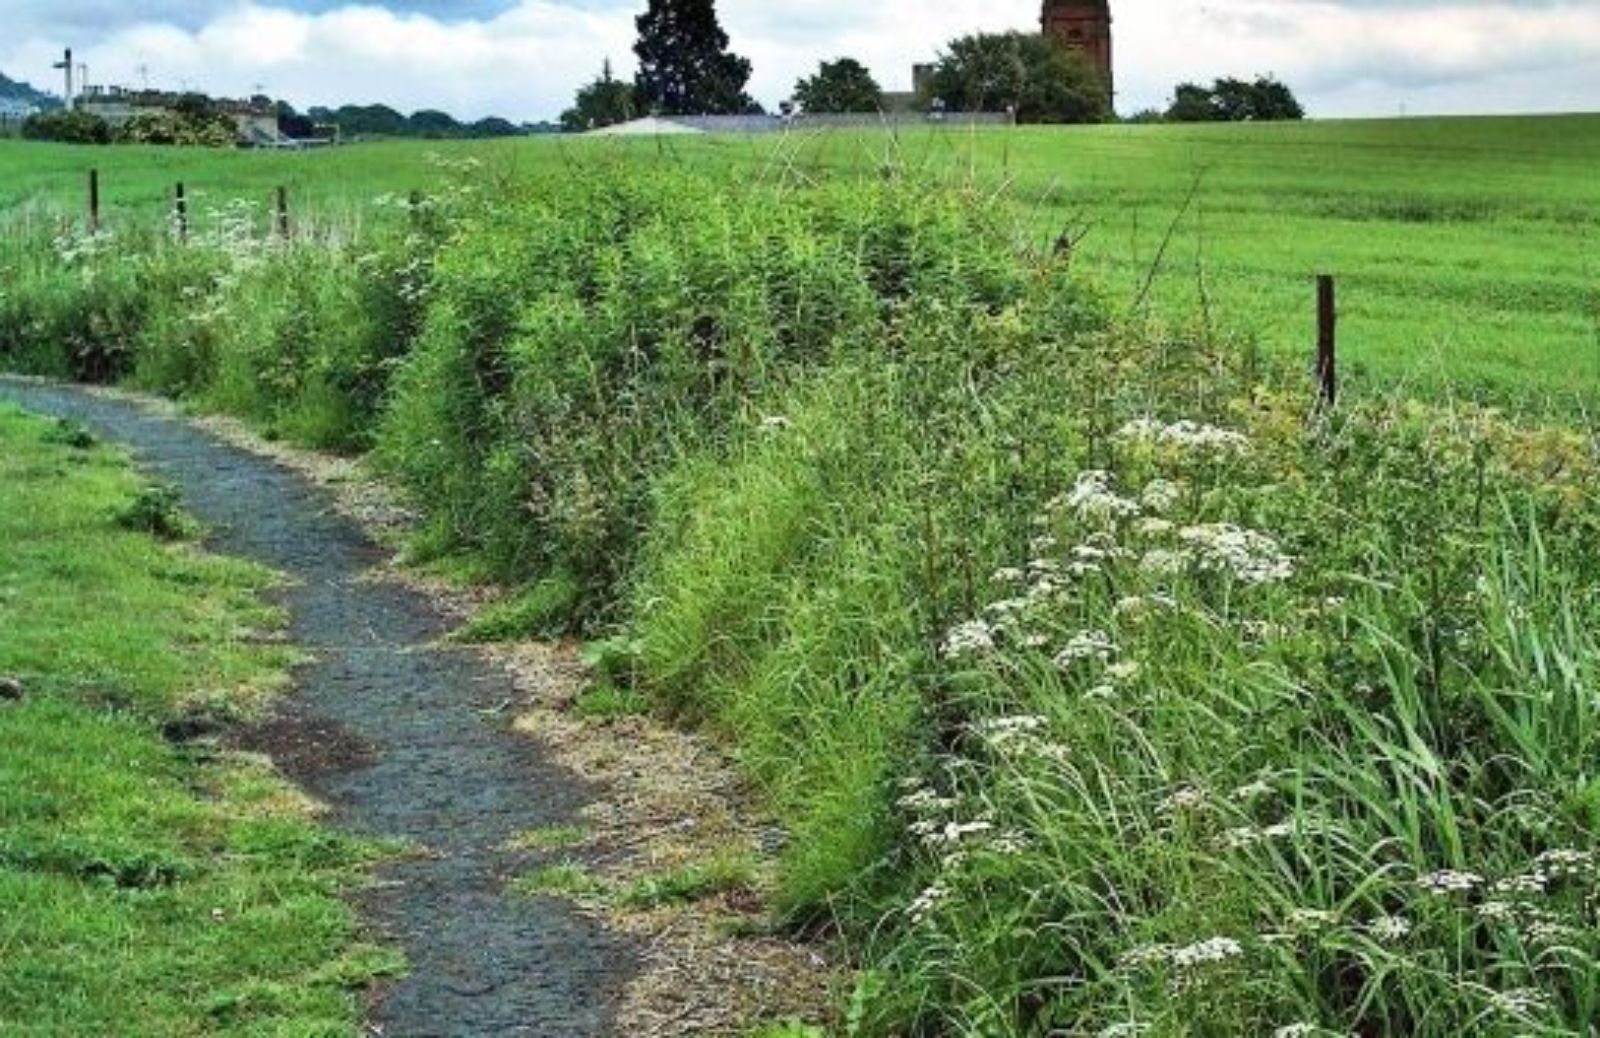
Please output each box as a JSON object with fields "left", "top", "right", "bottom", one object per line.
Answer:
{"left": 275, "top": 186, "right": 290, "bottom": 240}
{"left": 87, "top": 168, "right": 100, "bottom": 235}
{"left": 1317, "top": 274, "right": 1337, "bottom": 409}
{"left": 174, "top": 182, "right": 188, "bottom": 242}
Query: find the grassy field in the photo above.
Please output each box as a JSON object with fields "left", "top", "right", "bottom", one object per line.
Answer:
{"left": 3, "top": 113, "right": 1599, "bottom": 403}
{"left": 0, "top": 406, "right": 398, "bottom": 1035}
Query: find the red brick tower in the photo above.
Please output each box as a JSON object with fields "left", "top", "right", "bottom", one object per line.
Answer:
{"left": 1041, "top": 0, "right": 1114, "bottom": 100}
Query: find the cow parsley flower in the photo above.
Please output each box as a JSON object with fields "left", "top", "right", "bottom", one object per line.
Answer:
{"left": 1367, "top": 915, "right": 1412, "bottom": 942}
{"left": 1418, "top": 869, "right": 1484, "bottom": 894}
{"left": 1062, "top": 470, "right": 1141, "bottom": 522}
{"left": 1160, "top": 786, "right": 1208, "bottom": 814}
{"left": 1170, "top": 936, "right": 1243, "bottom": 968}
{"left": 1489, "top": 988, "right": 1550, "bottom": 1019}
{"left": 1120, "top": 943, "right": 1173, "bottom": 969}
{"left": 941, "top": 620, "right": 995, "bottom": 659}
{"left": 973, "top": 715, "right": 1047, "bottom": 746}
{"left": 1106, "top": 660, "right": 1142, "bottom": 682}
{"left": 1159, "top": 421, "right": 1251, "bottom": 455}
{"left": 1117, "top": 419, "right": 1250, "bottom": 456}
{"left": 907, "top": 883, "right": 951, "bottom": 924}
{"left": 1140, "top": 548, "right": 1188, "bottom": 577}
{"left": 1141, "top": 478, "right": 1184, "bottom": 514}
{"left": 1178, "top": 524, "right": 1294, "bottom": 584}
{"left": 1053, "top": 630, "right": 1116, "bottom": 669}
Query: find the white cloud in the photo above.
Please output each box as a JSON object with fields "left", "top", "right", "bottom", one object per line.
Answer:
{"left": 2, "top": 1, "right": 1598, "bottom": 121}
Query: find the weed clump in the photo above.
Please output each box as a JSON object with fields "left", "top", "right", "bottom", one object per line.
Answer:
{"left": 116, "top": 484, "right": 196, "bottom": 541}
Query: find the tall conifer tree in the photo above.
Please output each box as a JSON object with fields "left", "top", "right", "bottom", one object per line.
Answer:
{"left": 633, "top": 0, "right": 758, "bottom": 115}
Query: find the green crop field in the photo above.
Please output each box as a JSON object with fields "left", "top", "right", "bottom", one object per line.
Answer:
{"left": 4, "top": 113, "right": 1599, "bottom": 404}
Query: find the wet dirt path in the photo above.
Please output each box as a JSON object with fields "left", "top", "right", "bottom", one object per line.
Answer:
{"left": 0, "top": 379, "right": 634, "bottom": 1037}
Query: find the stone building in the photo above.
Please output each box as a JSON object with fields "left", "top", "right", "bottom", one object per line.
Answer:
{"left": 1041, "top": 0, "right": 1114, "bottom": 99}
{"left": 76, "top": 87, "right": 283, "bottom": 146}
{"left": 903, "top": 1, "right": 1115, "bottom": 111}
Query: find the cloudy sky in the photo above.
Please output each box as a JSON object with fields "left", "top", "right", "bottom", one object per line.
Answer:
{"left": 3, "top": 1, "right": 1598, "bottom": 122}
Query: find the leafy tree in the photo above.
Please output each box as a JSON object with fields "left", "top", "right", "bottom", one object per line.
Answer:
{"left": 469, "top": 116, "right": 522, "bottom": 138}
{"left": 561, "top": 59, "right": 640, "bottom": 132}
{"left": 1166, "top": 82, "right": 1220, "bottom": 122}
{"left": 793, "top": 57, "right": 883, "bottom": 114}
{"left": 1250, "top": 75, "right": 1305, "bottom": 120}
{"left": 21, "top": 108, "right": 110, "bottom": 144}
{"left": 275, "top": 101, "right": 317, "bottom": 139}
{"left": 116, "top": 109, "right": 235, "bottom": 148}
{"left": 924, "top": 32, "right": 1108, "bottom": 124}
{"left": 1166, "top": 75, "right": 1304, "bottom": 122}
{"left": 634, "top": 0, "right": 759, "bottom": 115}
{"left": 331, "top": 104, "right": 408, "bottom": 137}
{"left": 172, "top": 92, "right": 217, "bottom": 122}
{"left": 407, "top": 109, "right": 464, "bottom": 138}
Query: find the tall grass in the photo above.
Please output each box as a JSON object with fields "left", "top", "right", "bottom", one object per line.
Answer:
{"left": 3, "top": 156, "right": 1598, "bottom": 1035}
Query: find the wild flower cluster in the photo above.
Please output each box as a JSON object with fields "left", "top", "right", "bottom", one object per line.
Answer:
{"left": 886, "top": 393, "right": 1600, "bottom": 1034}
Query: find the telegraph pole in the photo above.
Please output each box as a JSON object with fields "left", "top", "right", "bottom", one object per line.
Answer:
{"left": 53, "top": 48, "right": 74, "bottom": 106}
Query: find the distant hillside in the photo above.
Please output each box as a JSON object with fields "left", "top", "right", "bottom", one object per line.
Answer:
{"left": 0, "top": 71, "right": 59, "bottom": 109}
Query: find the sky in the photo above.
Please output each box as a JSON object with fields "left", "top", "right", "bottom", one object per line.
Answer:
{"left": 3, "top": 1, "right": 1598, "bottom": 122}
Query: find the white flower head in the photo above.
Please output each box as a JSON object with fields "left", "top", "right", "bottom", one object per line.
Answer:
{"left": 941, "top": 620, "right": 995, "bottom": 659}
{"left": 1116, "top": 419, "right": 1250, "bottom": 457}
{"left": 1367, "top": 915, "right": 1412, "bottom": 943}
{"left": 1418, "top": 869, "right": 1484, "bottom": 894}
{"left": 1160, "top": 786, "right": 1209, "bottom": 814}
{"left": 1062, "top": 470, "right": 1141, "bottom": 523}
{"left": 1141, "top": 478, "right": 1184, "bottom": 514}
{"left": 1489, "top": 988, "right": 1550, "bottom": 1019}
{"left": 1170, "top": 936, "right": 1244, "bottom": 969}
{"left": 1053, "top": 630, "right": 1116, "bottom": 670}
{"left": 1177, "top": 524, "right": 1294, "bottom": 585}
{"left": 907, "top": 883, "right": 951, "bottom": 924}
{"left": 972, "top": 715, "right": 1047, "bottom": 747}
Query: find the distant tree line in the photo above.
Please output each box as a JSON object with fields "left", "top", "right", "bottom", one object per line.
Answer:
{"left": 1133, "top": 75, "right": 1304, "bottom": 123}
{"left": 19, "top": 92, "right": 535, "bottom": 147}
{"left": 562, "top": 1, "right": 1114, "bottom": 131}
{"left": 296, "top": 103, "right": 528, "bottom": 140}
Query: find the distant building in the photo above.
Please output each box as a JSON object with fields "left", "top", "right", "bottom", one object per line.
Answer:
{"left": 75, "top": 86, "right": 288, "bottom": 147}
{"left": 0, "top": 98, "right": 38, "bottom": 119}
{"left": 1041, "top": 0, "right": 1114, "bottom": 99}
{"left": 907, "top": 1, "right": 1115, "bottom": 108}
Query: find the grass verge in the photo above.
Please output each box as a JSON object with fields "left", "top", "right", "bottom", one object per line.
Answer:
{"left": 0, "top": 406, "right": 400, "bottom": 1036}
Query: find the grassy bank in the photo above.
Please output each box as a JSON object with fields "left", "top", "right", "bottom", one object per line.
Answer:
{"left": 0, "top": 406, "right": 398, "bottom": 1035}
{"left": 3, "top": 153, "right": 1600, "bottom": 1036}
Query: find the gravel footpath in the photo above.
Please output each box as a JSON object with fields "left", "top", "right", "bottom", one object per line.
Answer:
{"left": 0, "top": 378, "right": 636, "bottom": 1037}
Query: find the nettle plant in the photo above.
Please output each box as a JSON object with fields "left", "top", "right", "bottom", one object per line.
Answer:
{"left": 869, "top": 406, "right": 1600, "bottom": 1036}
